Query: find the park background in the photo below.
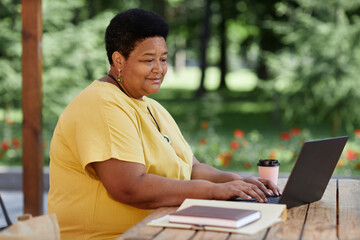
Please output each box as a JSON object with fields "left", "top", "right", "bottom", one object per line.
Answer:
{"left": 1, "top": 0, "right": 360, "bottom": 177}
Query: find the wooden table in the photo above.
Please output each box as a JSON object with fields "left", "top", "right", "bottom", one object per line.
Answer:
{"left": 118, "top": 179, "right": 360, "bottom": 240}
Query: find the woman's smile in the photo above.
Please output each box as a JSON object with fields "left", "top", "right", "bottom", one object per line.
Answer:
{"left": 146, "top": 76, "right": 163, "bottom": 82}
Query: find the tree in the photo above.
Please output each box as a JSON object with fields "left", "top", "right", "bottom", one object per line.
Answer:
{"left": 265, "top": 0, "right": 360, "bottom": 134}
{"left": 0, "top": 0, "right": 22, "bottom": 120}
{"left": 196, "top": 0, "right": 212, "bottom": 96}
{"left": 238, "top": 0, "right": 284, "bottom": 81}
{"left": 217, "top": 0, "right": 239, "bottom": 90}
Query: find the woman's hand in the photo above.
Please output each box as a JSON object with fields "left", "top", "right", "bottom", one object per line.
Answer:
{"left": 212, "top": 179, "right": 274, "bottom": 203}
{"left": 241, "top": 177, "right": 281, "bottom": 197}
{"left": 191, "top": 156, "right": 281, "bottom": 202}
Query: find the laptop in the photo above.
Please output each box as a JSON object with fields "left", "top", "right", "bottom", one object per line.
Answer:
{"left": 233, "top": 136, "right": 348, "bottom": 209}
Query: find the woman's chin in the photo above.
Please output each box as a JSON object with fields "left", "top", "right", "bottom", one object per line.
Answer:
{"left": 150, "top": 88, "right": 161, "bottom": 95}
{"left": 144, "top": 86, "right": 161, "bottom": 96}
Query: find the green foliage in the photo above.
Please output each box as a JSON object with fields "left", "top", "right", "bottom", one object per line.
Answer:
{"left": 0, "top": 0, "right": 21, "bottom": 108}
{"left": 265, "top": 0, "right": 360, "bottom": 132}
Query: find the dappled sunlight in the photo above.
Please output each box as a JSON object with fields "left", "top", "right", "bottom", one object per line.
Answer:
{"left": 161, "top": 66, "right": 258, "bottom": 92}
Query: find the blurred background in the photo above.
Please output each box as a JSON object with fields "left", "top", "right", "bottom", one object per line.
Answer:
{"left": 1, "top": 0, "right": 360, "bottom": 176}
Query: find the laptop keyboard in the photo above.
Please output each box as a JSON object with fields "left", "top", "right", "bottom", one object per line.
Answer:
{"left": 266, "top": 196, "right": 281, "bottom": 204}
{"left": 231, "top": 196, "right": 281, "bottom": 204}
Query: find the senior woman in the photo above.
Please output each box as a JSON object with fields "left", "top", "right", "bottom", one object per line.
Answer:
{"left": 47, "top": 8, "right": 280, "bottom": 240}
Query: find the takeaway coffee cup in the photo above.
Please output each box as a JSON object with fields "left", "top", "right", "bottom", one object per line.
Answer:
{"left": 257, "top": 159, "right": 280, "bottom": 185}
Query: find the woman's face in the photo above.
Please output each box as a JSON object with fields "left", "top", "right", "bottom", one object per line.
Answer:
{"left": 121, "top": 36, "right": 168, "bottom": 99}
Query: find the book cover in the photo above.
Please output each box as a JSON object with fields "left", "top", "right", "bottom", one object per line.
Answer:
{"left": 169, "top": 205, "right": 261, "bottom": 229}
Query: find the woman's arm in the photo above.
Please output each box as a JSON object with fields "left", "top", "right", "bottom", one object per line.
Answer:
{"left": 191, "top": 156, "right": 281, "bottom": 197}
{"left": 191, "top": 156, "right": 243, "bottom": 182}
{"left": 92, "top": 158, "right": 273, "bottom": 209}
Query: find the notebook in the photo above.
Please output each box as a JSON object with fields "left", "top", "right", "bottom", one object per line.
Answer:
{"left": 233, "top": 136, "right": 348, "bottom": 209}
{"left": 169, "top": 205, "right": 261, "bottom": 229}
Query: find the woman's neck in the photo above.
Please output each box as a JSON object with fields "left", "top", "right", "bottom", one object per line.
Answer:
{"left": 105, "top": 71, "right": 143, "bottom": 100}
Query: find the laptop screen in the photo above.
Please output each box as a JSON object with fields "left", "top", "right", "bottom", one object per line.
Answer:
{"left": 278, "top": 136, "right": 348, "bottom": 208}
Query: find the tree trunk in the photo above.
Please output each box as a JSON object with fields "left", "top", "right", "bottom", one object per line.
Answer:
{"left": 218, "top": 0, "right": 228, "bottom": 90}
{"left": 196, "top": 0, "right": 211, "bottom": 97}
{"left": 256, "top": 49, "right": 268, "bottom": 80}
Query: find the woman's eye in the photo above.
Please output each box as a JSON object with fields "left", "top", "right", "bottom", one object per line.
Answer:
{"left": 142, "top": 58, "right": 166, "bottom": 63}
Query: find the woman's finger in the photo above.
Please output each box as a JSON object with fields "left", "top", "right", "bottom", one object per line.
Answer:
{"left": 243, "top": 177, "right": 273, "bottom": 196}
{"left": 239, "top": 184, "right": 267, "bottom": 203}
{"left": 258, "top": 178, "right": 281, "bottom": 196}
{"left": 235, "top": 191, "right": 252, "bottom": 200}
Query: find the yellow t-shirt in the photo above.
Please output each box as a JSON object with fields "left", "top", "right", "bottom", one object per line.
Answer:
{"left": 47, "top": 80, "right": 193, "bottom": 240}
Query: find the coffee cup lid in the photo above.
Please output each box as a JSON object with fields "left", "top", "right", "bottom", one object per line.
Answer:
{"left": 257, "top": 159, "right": 280, "bottom": 166}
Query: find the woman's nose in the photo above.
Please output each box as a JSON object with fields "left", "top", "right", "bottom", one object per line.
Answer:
{"left": 152, "top": 60, "right": 164, "bottom": 73}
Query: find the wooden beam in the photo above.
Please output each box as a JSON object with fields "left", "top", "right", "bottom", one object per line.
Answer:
{"left": 21, "top": 0, "right": 43, "bottom": 216}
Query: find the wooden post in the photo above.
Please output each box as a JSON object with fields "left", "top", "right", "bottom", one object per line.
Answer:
{"left": 21, "top": 0, "right": 43, "bottom": 216}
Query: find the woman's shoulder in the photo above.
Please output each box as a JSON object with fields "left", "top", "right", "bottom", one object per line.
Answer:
{"left": 65, "top": 80, "right": 134, "bottom": 114}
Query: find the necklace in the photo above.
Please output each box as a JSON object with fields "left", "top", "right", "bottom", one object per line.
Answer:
{"left": 107, "top": 74, "right": 171, "bottom": 144}
{"left": 146, "top": 106, "right": 171, "bottom": 144}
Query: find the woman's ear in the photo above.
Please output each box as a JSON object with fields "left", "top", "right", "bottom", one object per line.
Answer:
{"left": 111, "top": 51, "right": 125, "bottom": 69}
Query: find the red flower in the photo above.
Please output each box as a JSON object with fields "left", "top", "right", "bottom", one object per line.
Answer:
{"left": 200, "top": 121, "right": 209, "bottom": 129}
{"left": 233, "top": 129, "right": 244, "bottom": 138}
{"left": 280, "top": 132, "right": 291, "bottom": 141}
{"left": 12, "top": 138, "right": 20, "bottom": 150}
{"left": 217, "top": 152, "right": 232, "bottom": 166}
{"left": 355, "top": 129, "right": 360, "bottom": 137}
{"left": 290, "top": 127, "right": 301, "bottom": 136}
{"left": 243, "top": 162, "right": 252, "bottom": 169}
{"left": 345, "top": 149, "right": 359, "bottom": 162}
{"left": 230, "top": 140, "right": 240, "bottom": 150}
{"left": 198, "top": 138, "right": 207, "bottom": 145}
{"left": 1, "top": 141, "right": 10, "bottom": 151}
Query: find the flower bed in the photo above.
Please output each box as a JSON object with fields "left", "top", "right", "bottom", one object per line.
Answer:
{"left": 192, "top": 122, "right": 360, "bottom": 177}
